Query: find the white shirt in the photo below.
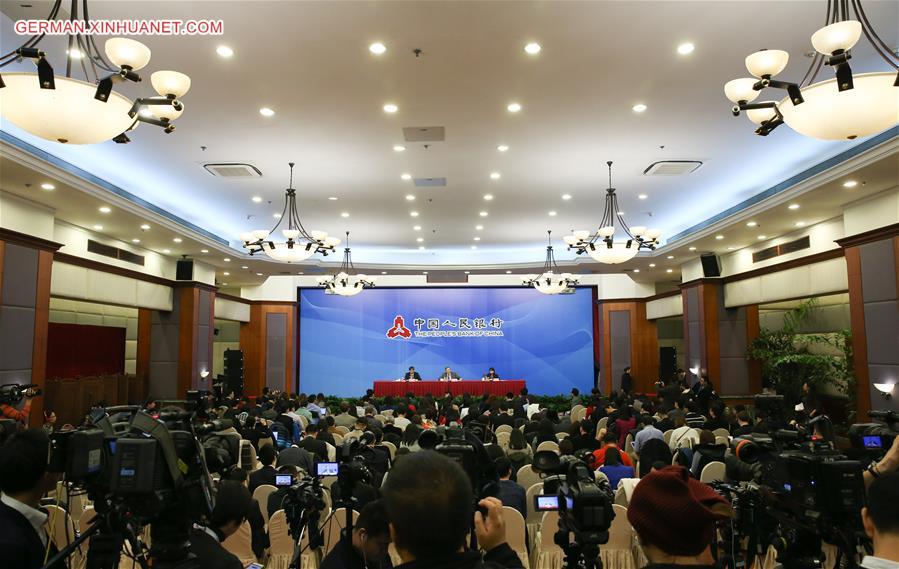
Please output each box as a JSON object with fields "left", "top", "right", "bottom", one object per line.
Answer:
{"left": 2, "top": 493, "right": 48, "bottom": 546}
{"left": 862, "top": 556, "right": 899, "bottom": 569}
{"left": 668, "top": 426, "right": 699, "bottom": 451}
{"left": 393, "top": 417, "right": 411, "bottom": 431}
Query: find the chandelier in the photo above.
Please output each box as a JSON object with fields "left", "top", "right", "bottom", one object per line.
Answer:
{"left": 522, "top": 231, "right": 579, "bottom": 295}
{"left": 240, "top": 163, "right": 339, "bottom": 263}
{"left": 564, "top": 161, "right": 661, "bottom": 264}
{"left": 318, "top": 232, "right": 375, "bottom": 296}
{"left": 0, "top": 1, "right": 191, "bottom": 144}
{"left": 724, "top": 0, "right": 898, "bottom": 140}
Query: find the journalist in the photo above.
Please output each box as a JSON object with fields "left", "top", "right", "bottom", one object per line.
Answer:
{"left": 382, "top": 450, "right": 523, "bottom": 568}
{"left": 189, "top": 480, "right": 254, "bottom": 569}
{"left": 861, "top": 471, "right": 899, "bottom": 567}
{"left": 0, "top": 386, "right": 38, "bottom": 425}
{"left": 320, "top": 500, "right": 393, "bottom": 569}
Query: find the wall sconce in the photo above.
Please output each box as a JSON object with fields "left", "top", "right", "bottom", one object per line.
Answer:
{"left": 200, "top": 370, "right": 210, "bottom": 381}
{"left": 874, "top": 382, "right": 894, "bottom": 400}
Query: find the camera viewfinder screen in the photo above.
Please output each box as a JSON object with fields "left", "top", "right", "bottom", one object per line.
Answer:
{"left": 317, "top": 462, "right": 339, "bottom": 476}
{"left": 535, "top": 495, "right": 559, "bottom": 510}
{"left": 275, "top": 474, "right": 293, "bottom": 487}
{"left": 863, "top": 435, "right": 883, "bottom": 448}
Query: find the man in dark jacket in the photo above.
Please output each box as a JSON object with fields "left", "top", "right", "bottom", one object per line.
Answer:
{"left": 495, "top": 458, "right": 527, "bottom": 519}
{"left": 248, "top": 444, "right": 278, "bottom": 493}
{"left": 382, "top": 451, "right": 523, "bottom": 568}
{"left": 299, "top": 423, "right": 329, "bottom": 462}
{"left": 188, "top": 481, "right": 251, "bottom": 569}
{"left": 320, "top": 500, "right": 393, "bottom": 569}
{"left": 278, "top": 444, "right": 315, "bottom": 474}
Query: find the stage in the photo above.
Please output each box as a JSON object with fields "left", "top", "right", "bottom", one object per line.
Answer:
{"left": 372, "top": 380, "right": 525, "bottom": 397}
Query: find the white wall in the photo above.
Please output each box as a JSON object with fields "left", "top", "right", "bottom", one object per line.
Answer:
{"left": 214, "top": 297, "right": 250, "bottom": 322}
{"left": 843, "top": 186, "right": 899, "bottom": 237}
{"left": 723, "top": 257, "right": 847, "bottom": 307}
{"left": 0, "top": 191, "right": 56, "bottom": 240}
{"left": 720, "top": 217, "right": 844, "bottom": 277}
{"left": 51, "top": 261, "right": 173, "bottom": 310}
{"left": 647, "top": 294, "right": 683, "bottom": 319}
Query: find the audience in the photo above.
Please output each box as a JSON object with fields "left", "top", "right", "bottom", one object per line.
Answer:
{"left": 632, "top": 415, "right": 663, "bottom": 454}
{"left": 592, "top": 430, "right": 633, "bottom": 469}
{"left": 862, "top": 471, "right": 899, "bottom": 567}
{"left": 599, "top": 447, "right": 634, "bottom": 490}
{"left": 248, "top": 444, "right": 278, "bottom": 493}
{"left": 495, "top": 457, "right": 527, "bottom": 519}
{"left": 668, "top": 410, "right": 700, "bottom": 451}
{"left": 224, "top": 467, "right": 269, "bottom": 559}
{"left": 320, "top": 500, "right": 392, "bottom": 569}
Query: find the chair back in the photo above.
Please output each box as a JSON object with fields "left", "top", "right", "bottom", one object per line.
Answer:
{"left": 525, "top": 483, "right": 545, "bottom": 526}
{"left": 715, "top": 435, "right": 729, "bottom": 446}
{"left": 555, "top": 432, "right": 569, "bottom": 441}
{"left": 332, "top": 433, "right": 344, "bottom": 446}
{"left": 516, "top": 465, "right": 542, "bottom": 490}
{"left": 502, "top": 506, "right": 530, "bottom": 569}
{"left": 375, "top": 414, "right": 387, "bottom": 424}
{"left": 496, "top": 424, "right": 514, "bottom": 435}
{"left": 252, "top": 484, "right": 278, "bottom": 525}
{"left": 662, "top": 429, "right": 673, "bottom": 445}
{"left": 713, "top": 428, "right": 731, "bottom": 439}
{"left": 594, "top": 470, "right": 609, "bottom": 484}
{"left": 539, "top": 511, "right": 562, "bottom": 551}
{"left": 322, "top": 508, "right": 360, "bottom": 556}
{"left": 381, "top": 440, "right": 397, "bottom": 460}
{"left": 571, "top": 404, "right": 585, "bottom": 420}
{"left": 597, "top": 417, "right": 609, "bottom": 431}
{"left": 700, "top": 461, "right": 726, "bottom": 483}
{"left": 321, "top": 475, "right": 338, "bottom": 491}
{"left": 222, "top": 521, "right": 257, "bottom": 567}
{"left": 496, "top": 431, "right": 511, "bottom": 451}
{"left": 45, "top": 504, "right": 84, "bottom": 569}
{"left": 239, "top": 439, "right": 259, "bottom": 471}
{"left": 536, "top": 441, "right": 560, "bottom": 454}
{"left": 614, "top": 485, "right": 628, "bottom": 506}
{"left": 325, "top": 442, "right": 337, "bottom": 462}
{"left": 79, "top": 506, "right": 97, "bottom": 534}
{"left": 335, "top": 425, "right": 349, "bottom": 435}
{"left": 268, "top": 509, "right": 294, "bottom": 556}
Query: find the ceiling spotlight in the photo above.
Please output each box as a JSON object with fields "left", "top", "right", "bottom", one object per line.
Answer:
{"left": 677, "top": 42, "right": 695, "bottom": 55}
{"left": 406, "top": 194, "right": 415, "bottom": 201}
{"left": 666, "top": 269, "right": 674, "bottom": 273}
{"left": 464, "top": 270, "right": 470, "bottom": 274}
{"left": 413, "top": 225, "right": 421, "bottom": 231}
{"left": 162, "top": 249, "right": 171, "bottom": 253}
{"left": 497, "top": 144, "right": 509, "bottom": 152}
{"left": 410, "top": 211, "right": 419, "bottom": 217}
{"left": 715, "top": 235, "right": 724, "bottom": 240}
{"left": 241, "top": 266, "right": 248, "bottom": 269}
{"left": 369, "top": 42, "right": 387, "bottom": 55}
{"left": 223, "top": 271, "right": 230, "bottom": 276}
{"left": 490, "top": 172, "right": 501, "bottom": 180}
{"left": 758, "top": 235, "right": 767, "bottom": 240}
{"left": 479, "top": 211, "right": 489, "bottom": 217}
{"left": 256, "top": 272, "right": 263, "bottom": 276}
{"left": 341, "top": 212, "right": 350, "bottom": 218}
{"left": 99, "top": 206, "right": 111, "bottom": 213}
{"left": 638, "top": 194, "right": 648, "bottom": 200}
{"left": 788, "top": 203, "right": 800, "bottom": 210}
{"left": 252, "top": 196, "right": 262, "bottom": 203}
{"left": 40, "top": 183, "right": 55, "bottom": 190}
{"left": 216, "top": 45, "right": 234, "bottom": 58}
{"left": 67, "top": 48, "right": 84, "bottom": 59}
{"left": 401, "top": 173, "right": 412, "bottom": 180}
{"left": 842, "top": 180, "right": 858, "bottom": 188}
{"left": 548, "top": 211, "right": 557, "bottom": 216}
{"left": 688, "top": 246, "right": 697, "bottom": 251}
{"left": 223, "top": 258, "right": 231, "bottom": 262}
{"left": 727, "top": 246, "right": 736, "bottom": 250}
{"left": 507, "top": 102, "right": 522, "bottom": 113}
{"left": 173, "top": 237, "right": 182, "bottom": 243}
{"left": 259, "top": 107, "right": 275, "bottom": 117}
{"left": 667, "top": 255, "right": 674, "bottom": 259}
{"left": 328, "top": 196, "right": 339, "bottom": 201}
{"left": 483, "top": 194, "right": 494, "bottom": 201}
{"left": 140, "top": 224, "right": 150, "bottom": 230}
{"left": 632, "top": 103, "right": 648, "bottom": 113}
{"left": 381, "top": 271, "right": 388, "bottom": 275}
{"left": 649, "top": 263, "right": 656, "bottom": 267}
{"left": 524, "top": 42, "right": 542, "bottom": 55}
{"left": 474, "top": 237, "right": 481, "bottom": 241}
{"left": 201, "top": 249, "right": 209, "bottom": 253}
{"left": 562, "top": 194, "right": 572, "bottom": 200}
{"left": 93, "top": 225, "right": 103, "bottom": 230}
{"left": 476, "top": 225, "right": 484, "bottom": 230}
{"left": 746, "top": 221, "right": 758, "bottom": 227}
{"left": 506, "top": 270, "right": 512, "bottom": 274}
{"left": 131, "top": 238, "right": 140, "bottom": 243}
{"left": 393, "top": 145, "right": 406, "bottom": 152}
{"left": 416, "top": 237, "right": 424, "bottom": 243}
{"left": 617, "top": 211, "right": 625, "bottom": 215}
{"left": 383, "top": 103, "right": 398, "bottom": 113}
{"left": 273, "top": 213, "right": 282, "bottom": 219}
{"left": 795, "top": 221, "right": 806, "bottom": 227}
{"left": 422, "top": 271, "right": 428, "bottom": 274}
{"left": 633, "top": 269, "right": 640, "bottom": 273}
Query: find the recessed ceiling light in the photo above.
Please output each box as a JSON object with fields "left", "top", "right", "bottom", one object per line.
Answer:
{"left": 464, "top": 270, "right": 470, "bottom": 274}
{"left": 393, "top": 145, "right": 406, "bottom": 152}
{"left": 715, "top": 235, "right": 724, "bottom": 240}
{"left": 413, "top": 225, "right": 422, "bottom": 231}
{"left": 842, "top": 180, "right": 858, "bottom": 188}
{"left": 273, "top": 213, "right": 282, "bottom": 218}
{"left": 795, "top": 221, "right": 806, "bottom": 227}
{"left": 223, "top": 272, "right": 230, "bottom": 276}
{"left": 548, "top": 211, "right": 557, "bottom": 216}
{"left": 483, "top": 194, "right": 494, "bottom": 201}
{"left": 562, "top": 194, "right": 572, "bottom": 200}
{"left": 633, "top": 269, "right": 640, "bottom": 273}
{"left": 666, "top": 255, "right": 674, "bottom": 259}
{"left": 93, "top": 224, "right": 103, "bottom": 230}
{"left": 476, "top": 225, "right": 484, "bottom": 230}
{"left": 418, "top": 246, "right": 425, "bottom": 251}
{"left": 422, "top": 271, "right": 428, "bottom": 274}
{"left": 341, "top": 212, "right": 350, "bottom": 218}
{"left": 632, "top": 103, "right": 648, "bottom": 113}
{"left": 788, "top": 203, "right": 800, "bottom": 210}
{"left": 497, "top": 144, "right": 509, "bottom": 152}
{"left": 216, "top": 45, "right": 234, "bottom": 58}
{"left": 638, "top": 194, "right": 648, "bottom": 200}
{"left": 677, "top": 42, "right": 695, "bottom": 55}
{"left": 524, "top": 42, "right": 542, "bottom": 55}
{"left": 256, "top": 272, "right": 263, "bottom": 276}
{"left": 746, "top": 221, "right": 758, "bottom": 227}
{"left": 406, "top": 194, "right": 415, "bottom": 201}
{"left": 666, "top": 269, "right": 674, "bottom": 273}
{"left": 507, "top": 102, "right": 522, "bottom": 113}
{"left": 381, "top": 271, "right": 388, "bottom": 275}
{"left": 369, "top": 42, "right": 387, "bottom": 55}
{"left": 649, "top": 263, "right": 656, "bottom": 268}
{"left": 201, "top": 249, "right": 209, "bottom": 253}
{"left": 222, "top": 282, "right": 228, "bottom": 286}
{"left": 416, "top": 237, "right": 424, "bottom": 243}
{"left": 241, "top": 265, "right": 248, "bottom": 269}
{"left": 252, "top": 196, "right": 262, "bottom": 203}
{"left": 688, "top": 246, "right": 697, "bottom": 251}
{"left": 40, "top": 183, "right": 55, "bottom": 190}
{"left": 401, "top": 173, "right": 412, "bottom": 180}
{"left": 479, "top": 211, "right": 489, "bottom": 217}
{"left": 140, "top": 224, "right": 150, "bottom": 230}
{"left": 471, "top": 245, "right": 478, "bottom": 250}
{"left": 410, "top": 211, "right": 419, "bottom": 217}
{"left": 163, "top": 249, "right": 171, "bottom": 254}
{"left": 328, "top": 196, "right": 339, "bottom": 201}
{"left": 757, "top": 235, "right": 767, "bottom": 240}
{"left": 474, "top": 237, "right": 481, "bottom": 241}
{"left": 131, "top": 238, "right": 140, "bottom": 243}
{"left": 223, "top": 258, "right": 231, "bottom": 262}
{"left": 173, "top": 237, "right": 182, "bottom": 243}
{"left": 99, "top": 206, "right": 111, "bottom": 213}
{"left": 506, "top": 270, "right": 512, "bottom": 274}
{"left": 259, "top": 107, "right": 275, "bottom": 117}
{"left": 383, "top": 103, "right": 398, "bottom": 113}
{"left": 490, "top": 172, "right": 501, "bottom": 180}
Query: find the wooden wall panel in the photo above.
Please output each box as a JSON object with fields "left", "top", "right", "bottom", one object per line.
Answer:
{"left": 29, "top": 249, "right": 53, "bottom": 428}
{"left": 745, "top": 304, "right": 762, "bottom": 394}
{"left": 136, "top": 308, "right": 151, "bottom": 383}
{"left": 844, "top": 246, "right": 871, "bottom": 419}
{"left": 598, "top": 301, "right": 658, "bottom": 394}
{"left": 240, "top": 302, "right": 296, "bottom": 396}
{"left": 0, "top": 240, "right": 5, "bottom": 306}
{"left": 177, "top": 287, "right": 199, "bottom": 396}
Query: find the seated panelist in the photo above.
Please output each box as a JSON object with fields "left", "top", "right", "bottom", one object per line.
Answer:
{"left": 403, "top": 366, "right": 421, "bottom": 381}
{"left": 439, "top": 367, "right": 461, "bottom": 382}
{"left": 482, "top": 367, "right": 500, "bottom": 381}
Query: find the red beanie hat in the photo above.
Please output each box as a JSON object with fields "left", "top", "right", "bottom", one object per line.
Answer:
{"left": 627, "top": 466, "right": 732, "bottom": 556}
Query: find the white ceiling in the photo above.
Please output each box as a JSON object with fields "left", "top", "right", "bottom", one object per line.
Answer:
{"left": 1, "top": 0, "right": 898, "bottom": 272}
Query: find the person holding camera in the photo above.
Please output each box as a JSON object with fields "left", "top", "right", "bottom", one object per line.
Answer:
{"left": 865, "top": 435, "right": 899, "bottom": 489}
{"left": 0, "top": 387, "right": 38, "bottom": 425}
{"left": 0, "top": 429, "right": 63, "bottom": 569}
{"left": 862, "top": 471, "right": 899, "bottom": 567}
{"left": 382, "top": 451, "right": 523, "bottom": 568}
{"left": 321, "top": 500, "right": 393, "bottom": 569}
{"left": 189, "top": 480, "right": 253, "bottom": 569}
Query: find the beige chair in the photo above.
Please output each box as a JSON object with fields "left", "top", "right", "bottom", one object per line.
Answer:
{"left": 570, "top": 404, "right": 585, "bottom": 421}
{"left": 252, "top": 484, "right": 278, "bottom": 525}
{"left": 222, "top": 521, "right": 257, "bottom": 567}
{"left": 45, "top": 504, "right": 83, "bottom": 569}
{"left": 555, "top": 432, "right": 569, "bottom": 441}
{"left": 388, "top": 543, "right": 404, "bottom": 567}
{"left": 536, "top": 441, "right": 560, "bottom": 454}
{"left": 525, "top": 483, "right": 544, "bottom": 553}
{"left": 715, "top": 435, "right": 730, "bottom": 446}
{"left": 496, "top": 431, "right": 511, "bottom": 451}
{"left": 700, "top": 461, "right": 726, "bottom": 483}
{"left": 258, "top": 437, "right": 274, "bottom": 451}
{"left": 381, "top": 440, "right": 397, "bottom": 460}
{"left": 298, "top": 414, "right": 309, "bottom": 430}
{"left": 321, "top": 476, "right": 338, "bottom": 492}
{"left": 268, "top": 509, "right": 319, "bottom": 569}
{"left": 321, "top": 508, "right": 359, "bottom": 556}
{"left": 594, "top": 470, "right": 609, "bottom": 484}
{"left": 375, "top": 414, "right": 388, "bottom": 424}
{"left": 334, "top": 425, "right": 349, "bottom": 435}
{"left": 332, "top": 433, "right": 344, "bottom": 446}
{"left": 533, "top": 511, "right": 563, "bottom": 569}
{"left": 325, "top": 442, "right": 337, "bottom": 462}
{"left": 713, "top": 428, "right": 731, "bottom": 439}
{"left": 503, "top": 506, "right": 531, "bottom": 569}
{"left": 614, "top": 485, "right": 628, "bottom": 506}
{"left": 599, "top": 504, "right": 637, "bottom": 569}
{"left": 597, "top": 417, "right": 609, "bottom": 431}
{"left": 496, "top": 424, "right": 514, "bottom": 435}
{"left": 516, "top": 465, "right": 542, "bottom": 491}
{"left": 239, "top": 439, "right": 259, "bottom": 471}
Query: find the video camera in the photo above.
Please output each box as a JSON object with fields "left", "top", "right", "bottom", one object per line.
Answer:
{"left": 435, "top": 426, "right": 499, "bottom": 502}
{"left": 0, "top": 382, "right": 42, "bottom": 405}
{"left": 849, "top": 410, "right": 898, "bottom": 460}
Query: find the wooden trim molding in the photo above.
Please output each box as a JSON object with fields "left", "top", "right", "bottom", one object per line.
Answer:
{"left": 0, "top": 227, "right": 63, "bottom": 252}
{"left": 679, "top": 277, "right": 722, "bottom": 289}
{"left": 177, "top": 287, "right": 200, "bottom": 396}
{"left": 720, "top": 248, "right": 845, "bottom": 284}
{"left": 644, "top": 289, "right": 682, "bottom": 302}
{"left": 844, "top": 246, "right": 872, "bottom": 419}
{"left": 217, "top": 292, "right": 252, "bottom": 305}
{"left": 173, "top": 280, "right": 218, "bottom": 292}
{"left": 29, "top": 249, "right": 54, "bottom": 428}
{"left": 54, "top": 252, "right": 172, "bottom": 286}
{"left": 836, "top": 222, "right": 899, "bottom": 249}
{"left": 136, "top": 308, "right": 151, "bottom": 382}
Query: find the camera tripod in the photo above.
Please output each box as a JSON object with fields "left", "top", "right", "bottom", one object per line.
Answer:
{"left": 555, "top": 528, "right": 603, "bottom": 569}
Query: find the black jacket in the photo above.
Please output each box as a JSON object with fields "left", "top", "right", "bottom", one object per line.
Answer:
{"left": 299, "top": 436, "right": 329, "bottom": 462}
{"left": 278, "top": 445, "right": 315, "bottom": 473}
{"left": 0, "top": 502, "right": 62, "bottom": 569}
{"left": 248, "top": 464, "right": 277, "bottom": 494}
{"left": 187, "top": 527, "right": 242, "bottom": 569}
{"left": 404, "top": 371, "right": 422, "bottom": 381}
{"left": 248, "top": 498, "right": 269, "bottom": 559}
{"left": 395, "top": 543, "right": 524, "bottom": 569}
{"left": 621, "top": 373, "right": 633, "bottom": 393}
{"left": 321, "top": 533, "right": 392, "bottom": 569}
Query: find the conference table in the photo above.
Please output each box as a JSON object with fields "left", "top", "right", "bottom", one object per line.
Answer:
{"left": 373, "top": 380, "right": 525, "bottom": 397}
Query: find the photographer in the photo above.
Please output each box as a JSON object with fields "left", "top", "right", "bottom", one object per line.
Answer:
{"left": 382, "top": 451, "right": 523, "bottom": 568}
{"left": 189, "top": 480, "right": 253, "bottom": 569}
{"left": 320, "top": 500, "right": 393, "bottom": 569}
{"left": 0, "top": 429, "right": 62, "bottom": 569}
{"left": 861, "top": 471, "right": 899, "bottom": 567}
{"left": 0, "top": 387, "right": 37, "bottom": 425}
{"left": 628, "top": 466, "right": 733, "bottom": 569}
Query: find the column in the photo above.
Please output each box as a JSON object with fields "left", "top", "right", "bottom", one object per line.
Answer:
{"left": 0, "top": 228, "right": 61, "bottom": 428}
{"left": 597, "top": 300, "right": 658, "bottom": 394}
{"left": 240, "top": 302, "right": 296, "bottom": 396}
{"left": 838, "top": 223, "right": 899, "bottom": 417}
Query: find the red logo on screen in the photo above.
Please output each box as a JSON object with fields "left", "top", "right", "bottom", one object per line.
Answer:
{"left": 386, "top": 315, "right": 412, "bottom": 339}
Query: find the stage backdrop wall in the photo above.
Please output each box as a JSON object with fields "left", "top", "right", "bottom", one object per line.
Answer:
{"left": 298, "top": 286, "right": 595, "bottom": 396}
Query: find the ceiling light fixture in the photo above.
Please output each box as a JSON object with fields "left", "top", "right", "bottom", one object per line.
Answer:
{"left": 483, "top": 194, "right": 493, "bottom": 201}
{"left": 410, "top": 211, "right": 419, "bottom": 217}
{"left": 548, "top": 211, "right": 557, "bottom": 216}
{"left": 259, "top": 107, "right": 275, "bottom": 117}
{"left": 341, "top": 212, "right": 350, "bottom": 218}
{"left": 497, "top": 144, "right": 509, "bottom": 152}
{"left": 688, "top": 246, "right": 697, "bottom": 251}
{"left": 401, "top": 173, "right": 412, "bottom": 180}
{"left": 562, "top": 194, "right": 572, "bottom": 200}
{"left": 667, "top": 269, "right": 674, "bottom": 273}
{"left": 393, "top": 145, "right": 406, "bottom": 152}
{"left": 369, "top": 42, "right": 387, "bottom": 55}
{"left": 490, "top": 172, "right": 501, "bottom": 180}
{"left": 843, "top": 180, "right": 858, "bottom": 188}
{"left": 473, "top": 237, "right": 481, "bottom": 241}
{"left": 523, "top": 231, "right": 579, "bottom": 295}
{"left": 479, "top": 211, "right": 489, "bottom": 217}
{"left": 240, "top": 162, "right": 339, "bottom": 263}
{"left": 747, "top": 221, "right": 758, "bottom": 227}
{"left": 201, "top": 249, "right": 209, "bottom": 253}
{"left": 633, "top": 269, "right": 640, "bottom": 273}
{"left": 677, "top": 42, "right": 696, "bottom": 55}
{"left": 406, "top": 195, "right": 415, "bottom": 201}
{"left": 564, "top": 161, "right": 661, "bottom": 264}
{"left": 416, "top": 237, "right": 424, "bottom": 243}
{"left": 318, "top": 231, "right": 374, "bottom": 296}
{"left": 667, "top": 255, "right": 675, "bottom": 259}
{"left": 0, "top": 15, "right": 190, "bottom": 145}
{"left": 328, "top": 196, "right": 339, "bottom": 201}
{"left": 795, "top": 221, "right": 806, "bottom": 227}
{"left": 223, "top": 258, "right": 230, "bottom": 262}
{"left": 223, "top": 272, "right": 230, "bottom": 276}
{"left": 788, "top": 203, "right": 800, "bottom": 210}
{"left": 273, "top": 213, "right": 282, "bottom": 219}
{"left": 507, "top": 102, "right": 522, "bottom": 113}
{"left": 724, "top": 1, "right": 898, "bottom": 139}
{"left": 99, "top": 206, "right": 111, "bottom": 213}
{"left": 40, "top": 183, "right": 55, "bottom": 190}
{"left": 93, "top": 225, "right": 103, "bottom": 230}
{"left": 216, "top": 46, "right": 234, "bottom": 58}
{"left": 728, "top": 246, "right": 736, "bottom": 250}
{"left": 131, "top": 238, "right": 140, "bottom": 243}
{"left": 638, "top": 194, "right": 648, "bottom": 200}
{"left": 476, "top": 225, "right": 484, "bottom": 230}
{"left": 715, "top": 235, "right": 725, "bottom": 240}
{"left": 649, "top": 263, "right": 656, "bottom": 267}
{"left": 524, "top": 42, "right": 542, "bottom": 55}
{"left": 162, "top": 249, "right": 170, "bottom": 253}
{"left": 140, "top": 224, "right": 150, "bottom": 230}
{"left": 383, "top": 103, "right": 398, "bottom": 113}
{"left": 413, "top": 225, "right": 421, "bottom": 231}
{"left": 758, "top": 235, "right": 767, "bottom": 240}
{"left": 252, "top": 196, "right": 262, "bottom": 203}
{"left": 632, "top": 103, "right": 648, "bottom": 113}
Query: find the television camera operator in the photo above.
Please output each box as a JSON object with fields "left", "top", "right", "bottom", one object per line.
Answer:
{"left": 188, "top": 480, "right": 253, "bottom": 569}
{"left": 0, "top": 383, "right": 41, "bottom": 426}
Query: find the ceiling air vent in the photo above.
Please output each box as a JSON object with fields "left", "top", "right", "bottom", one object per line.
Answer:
{"left": 643, "top": 160, "right": 702, "bottom": 176}
{"left": 403, "top": 126, "right": 445, "bottom": 142}
{"left": 203, "top": 163, "right": 262, "bottom": 178}
{"left": 414, "top": 177, "right": 447, "bottom": 187}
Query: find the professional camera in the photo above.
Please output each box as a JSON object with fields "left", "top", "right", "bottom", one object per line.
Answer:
{"left": 277, "top": 468, "right": 327, "bottom": 560}
{"left": 435, "top": 426, "right": 499, "bottom": 502}
{"left": 0, "top": 382, "right": 42, "bottom": 405}
{"left": 532, "top": 450, "right": 614, "bottom": 569}
{"left": 849, "top": 410, "right": 898, "bottom": 460}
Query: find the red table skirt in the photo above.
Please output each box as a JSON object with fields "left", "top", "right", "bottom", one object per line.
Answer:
{"left": 373, "top": 380, "right": 525, "bottom": 397}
